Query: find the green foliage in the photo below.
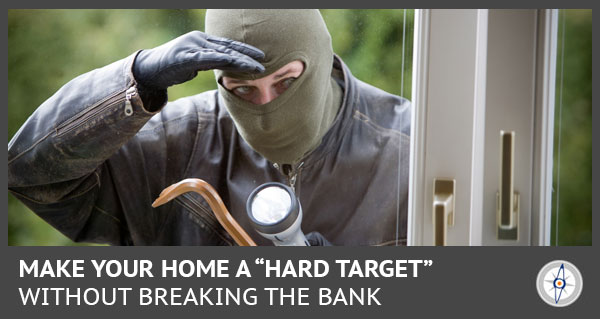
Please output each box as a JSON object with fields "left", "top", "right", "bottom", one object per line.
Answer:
{"left": 322, "top": 9, "right": 413, "bottom": 98}
{"left": 7, "top": 9, "right": 412, "bottom": 245}
{"left": 550, "top": 9, "right": 592, "bottom": 246}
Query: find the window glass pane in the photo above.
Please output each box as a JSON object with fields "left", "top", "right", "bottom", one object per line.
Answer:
{"left": 322, "top": 9, "right": 414, "bottom": 100}
{"left": 551, "top": 9, "right": 592, "bottom": 246}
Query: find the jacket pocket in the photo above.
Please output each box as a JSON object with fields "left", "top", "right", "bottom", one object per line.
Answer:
{"left": 174, "top": 193, "right": 234, "bottom": 246}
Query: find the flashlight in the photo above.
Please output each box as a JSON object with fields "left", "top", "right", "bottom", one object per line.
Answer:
{"left": 246, "top": 182, "right": 309, "bottom": 246}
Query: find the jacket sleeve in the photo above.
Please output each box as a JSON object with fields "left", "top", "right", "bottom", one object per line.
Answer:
{"left": 7, "top": 52, "right": 167, "bottom": 245}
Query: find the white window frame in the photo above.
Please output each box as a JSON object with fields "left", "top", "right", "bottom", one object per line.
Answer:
{"left": 407, "top": 9, "right": 558, "bottom": 246}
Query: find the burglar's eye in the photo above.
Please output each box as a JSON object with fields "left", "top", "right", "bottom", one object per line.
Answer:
{"left": 280, "top": 77, "right": 296, "bottom": 89}
{"left": 233, "top": 86, "right": 253, "bottom": 96}
{"left": 274, "top": 77, "right": 297, "bottom": 95}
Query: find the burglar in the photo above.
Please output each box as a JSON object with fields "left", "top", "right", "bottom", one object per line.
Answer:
{"left": 8, "top": 10, "right": 411, "bottom": 246}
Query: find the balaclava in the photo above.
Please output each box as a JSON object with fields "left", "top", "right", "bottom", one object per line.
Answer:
{"left": 205, "top": 9, "right": 342, "bottom": 165}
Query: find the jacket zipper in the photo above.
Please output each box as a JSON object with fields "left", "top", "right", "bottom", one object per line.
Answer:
{"left": 124, "top": 86, "right": 137, "bottom": 116}
{"left": 55, "top": 86, "right": 137, "bottom": 137}
{"left": 274, "top": 161, "right": 304, "bottom": 194}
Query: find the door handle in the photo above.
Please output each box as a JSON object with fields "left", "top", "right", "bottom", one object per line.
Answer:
{"left": 433, "top": 179, "right": 455, "bottom": 246}
{"left": 497, "top": 131, "right": 519, "bottom": 240}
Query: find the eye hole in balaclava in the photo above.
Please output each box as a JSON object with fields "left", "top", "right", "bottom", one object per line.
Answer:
{"left": 205, "top": 9, "right": 343, "bottom": 165}
{"left": 218, "top": 60, "right": 306, "bottom": 104}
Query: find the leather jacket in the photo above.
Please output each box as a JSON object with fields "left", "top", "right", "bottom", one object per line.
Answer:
{"left": 8, "top": 52, "right": 411, "bottom": 246}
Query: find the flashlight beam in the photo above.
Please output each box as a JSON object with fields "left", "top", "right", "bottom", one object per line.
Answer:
{"left": 152, "top": 178, "right": 257, "bottom": 246}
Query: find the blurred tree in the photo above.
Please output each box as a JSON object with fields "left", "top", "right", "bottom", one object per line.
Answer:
{"left": 7, "top": 9, "right": 413, "bottom": 245}
{"left": 551, "top": 9, "right": 592, "bottom": 246}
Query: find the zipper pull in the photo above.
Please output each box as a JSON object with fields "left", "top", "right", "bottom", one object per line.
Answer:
{"left": 124, "top": 86, "right": 137, "bottom": 116}
{"left": 280, "top": 162, "right": 303, "bottom": 193}
{"left": 289, "top": 174, "right": 297, "bottom": 192}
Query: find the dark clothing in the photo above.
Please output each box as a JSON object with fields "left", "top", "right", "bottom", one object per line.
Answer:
{"left": 8, "top": 52, "right": 411, "bottom": 246}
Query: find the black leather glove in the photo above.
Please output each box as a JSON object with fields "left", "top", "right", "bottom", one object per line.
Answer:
{"left": 306, "top": 231, "right": 333, "bottom": 246}
{"left": 133, "top": 31, "right": 265, "bottom": 110}
{"left": 133, "top": 30, "right": 264, "bottom": 89}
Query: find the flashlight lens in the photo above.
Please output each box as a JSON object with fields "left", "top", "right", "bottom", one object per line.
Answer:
{"left": 251, "top": 186, "right": 292, "bottom": 224}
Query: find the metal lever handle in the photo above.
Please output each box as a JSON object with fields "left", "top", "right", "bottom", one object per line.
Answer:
{"left": 433, "top": 179, "right": 455, "bottom": 246}
{"left": 497, "top": 131, "right": 519, "bottom": 240}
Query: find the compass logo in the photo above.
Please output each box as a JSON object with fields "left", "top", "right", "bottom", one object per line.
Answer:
{"left": 536, "top": 260, "right": 583, "bottom": 307}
